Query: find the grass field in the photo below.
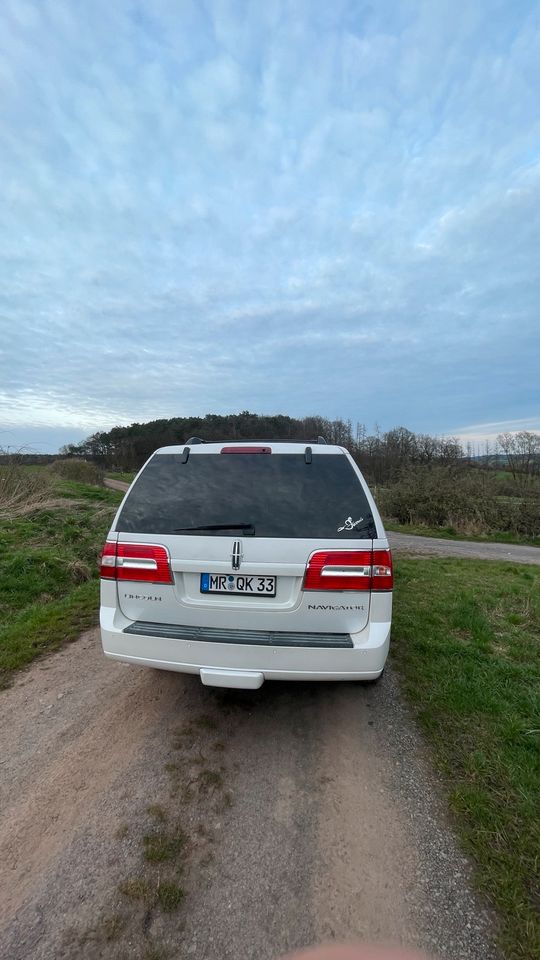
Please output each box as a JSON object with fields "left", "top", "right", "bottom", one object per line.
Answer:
{"left": 392, "top": 557, "right": 540, "bottom": 960}
{"left": 0, "top": 478, "right": 122, "bottom": 688}
{"left": 384, "top": 519, "right": 540, "bottom": 549}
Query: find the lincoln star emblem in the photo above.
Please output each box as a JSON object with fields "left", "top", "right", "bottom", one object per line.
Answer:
{"left": 231, "top": 540, "right": 242, "bottom": 570}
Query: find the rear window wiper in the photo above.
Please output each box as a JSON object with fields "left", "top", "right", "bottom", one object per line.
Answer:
{"left": 173, "top": 523, "right": 255, "bottom": 535}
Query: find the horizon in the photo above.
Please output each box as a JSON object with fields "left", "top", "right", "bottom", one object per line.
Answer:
{"left": 1, "top": 410, "right": 538, "bottom": 458}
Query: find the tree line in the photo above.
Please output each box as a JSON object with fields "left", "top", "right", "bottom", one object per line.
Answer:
{"left": 60, "top": 411, "right": 539, "bottom": 485}
{"left": 59, "top": 412, "right": 460, "bottom": 479}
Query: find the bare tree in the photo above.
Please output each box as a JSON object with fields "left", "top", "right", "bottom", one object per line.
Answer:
{"left": 497, "top": 431, "right": 540, "bottom": 486}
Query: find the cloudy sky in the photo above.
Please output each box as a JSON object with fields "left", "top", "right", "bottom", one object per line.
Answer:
{"left": 1, "top": 0, "right": 539, "bottom": 453}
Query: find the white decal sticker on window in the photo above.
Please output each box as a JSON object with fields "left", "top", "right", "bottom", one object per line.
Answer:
{"left": 337, "top": 516, "right": 364, "bottom": 532}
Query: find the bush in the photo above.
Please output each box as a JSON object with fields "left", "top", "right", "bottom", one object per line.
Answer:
{"left": 48, "top": 459, "right": 104, "bottom": 486}
{"left": 495, "top": 497, "right": 540, "bottom": 538}
{"left": 380, "top": 466, "right": 540, "bottom": 539}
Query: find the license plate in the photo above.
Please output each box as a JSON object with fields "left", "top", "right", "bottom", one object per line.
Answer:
{"left": 200, "top": 573, "right": 276, "bottom": 596}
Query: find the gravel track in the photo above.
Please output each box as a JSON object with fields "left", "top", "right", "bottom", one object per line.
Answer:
{"left": 0, "top": 630, "right": 500, "bottom": 960}
{"left": 388, "top": 531, "right": 539, "bottom": 564}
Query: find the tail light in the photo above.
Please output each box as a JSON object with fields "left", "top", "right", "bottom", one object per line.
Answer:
{"left": 100, "top": 542, "right": 173, "bottom": 584}
{"left": 304, "top": 550, "right": 372, "bottom": 591}
{"left": 371, "top": 549, "right": 393, "bottom": 590}
{"left": 303, "top": 549, "right": 393, "bottom": 591}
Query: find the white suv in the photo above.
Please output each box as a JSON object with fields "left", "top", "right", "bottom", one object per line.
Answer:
{"left": 100, "top": 440, "right": 393, "bottom": 689}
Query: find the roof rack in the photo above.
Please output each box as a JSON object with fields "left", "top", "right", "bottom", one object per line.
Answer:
{"left": 184, "top": 436, "right": 328, "bottom": 445}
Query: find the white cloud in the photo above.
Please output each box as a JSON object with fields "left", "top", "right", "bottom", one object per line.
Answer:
{"left": 0, "top": 390, "right": 129, "bottom": 431}
{"left": 449, "top": 417, "right": 540, "bottom": 446}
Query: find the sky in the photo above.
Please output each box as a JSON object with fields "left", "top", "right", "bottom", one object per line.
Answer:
{"left": 0, "top": 0, "right": 539, "bottom": 453}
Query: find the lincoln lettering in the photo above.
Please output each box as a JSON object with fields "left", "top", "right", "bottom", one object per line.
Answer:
{"left": 308, "top": 604, "right": 365, "bottom": 611}
{"left": 124, "top": 594, "right": 162, "bottom": 602}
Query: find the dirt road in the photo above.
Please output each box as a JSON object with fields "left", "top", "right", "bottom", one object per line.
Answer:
{"left": 104, "top": 477, "right": 131, "bottom": 493}
{"left": 0, "top": 631, "right": 499, "bottom": 960}
{"left": 389, "top": 531, "right": 539, "bottom": 564}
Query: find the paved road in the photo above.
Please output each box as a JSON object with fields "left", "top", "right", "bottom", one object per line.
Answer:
{"left": 104, "top": 480, "right": 538, "bottom": 565}
{"left": 0, "top": 633, "right": 499, "bottom": 960}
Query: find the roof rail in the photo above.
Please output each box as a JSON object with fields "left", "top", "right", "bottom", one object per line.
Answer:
{"left": 184, "top": 436, "right": 329, "bottom": 445}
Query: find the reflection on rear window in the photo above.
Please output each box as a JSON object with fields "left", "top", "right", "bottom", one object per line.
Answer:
{"left": 117, "top": 453, "right": 375, "bottom": 538}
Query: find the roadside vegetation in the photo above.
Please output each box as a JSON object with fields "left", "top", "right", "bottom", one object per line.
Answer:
{"left": 47, "top": 457, "right": 104, "bottom": 485}
{"left": 392, "top": 557, "right": 540, "bottom": 960}
{"left": 0, "top": 458, "right": 121, "bottom": 688}
{"left": 0, "top": 467, "right": 68, "bottom": 520}
{"left": 378, "top": 464, "right": 540, "bottom": 545}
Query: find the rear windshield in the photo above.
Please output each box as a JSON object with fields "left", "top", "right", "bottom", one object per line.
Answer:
{"left": 116, "top": 453, "right": 376, "bottom": 538}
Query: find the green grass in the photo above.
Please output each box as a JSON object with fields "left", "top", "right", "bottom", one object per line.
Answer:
{"left": 59, "top": 479, "right": 119, "bottom": 501}
{"left": 143, "top": 825, "right": 186, "bottom": 863}
{"left": 0, "top": 480, "right": 122, "bottom": 687}
{"left": 384, "top": 519, "right": 540, "bottom": 548}
{"left": 392, "top": 557, "right": 540, "bottom": 960}
{"left": 156, "top": 880, "right": 184, "bottom": 912}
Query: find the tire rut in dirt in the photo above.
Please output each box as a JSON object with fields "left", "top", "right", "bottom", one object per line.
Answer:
{"left": 176, "top": 681, "right": 323, "bottom": 960}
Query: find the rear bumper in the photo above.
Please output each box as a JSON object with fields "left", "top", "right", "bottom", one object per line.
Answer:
{"left": 100, "top": 606, "right": 391, "bottom": 683}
